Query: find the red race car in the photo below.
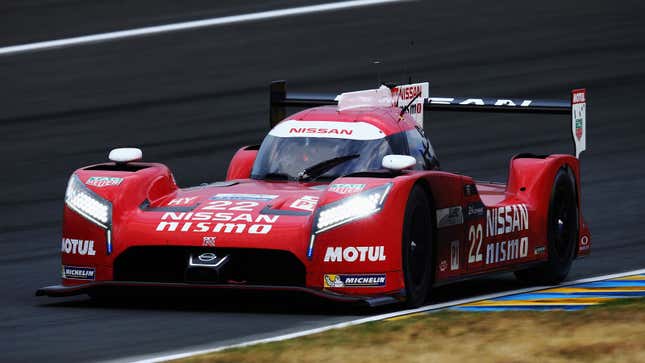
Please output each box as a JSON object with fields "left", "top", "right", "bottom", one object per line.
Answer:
{"left": 38, "top": 81, "right": 591, "bottom": 307}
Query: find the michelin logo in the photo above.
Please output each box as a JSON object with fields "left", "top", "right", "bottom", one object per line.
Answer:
{"left": 62, "top": 266, "right": 95, "bottom": 280}
{"left": 323, "top": 274, "right": 386, "bottom": 288}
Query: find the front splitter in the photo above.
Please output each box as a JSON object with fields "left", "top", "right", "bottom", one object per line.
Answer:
{"left": 36, "top": 281, "right": 400, "bottom": 307}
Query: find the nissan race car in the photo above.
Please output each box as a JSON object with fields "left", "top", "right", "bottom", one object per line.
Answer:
{"left": 37, "top": 80, "right": 591, "bottom": 307}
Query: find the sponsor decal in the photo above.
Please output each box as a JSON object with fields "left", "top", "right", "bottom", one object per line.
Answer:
{"left": 534, "top": 246, "right": 546, "bottom": 255}
{"left": 290, "top": 196, "right": 319, "bottom": 212}
{"left": 392, "top": 84, "right": 424, "bottom": 102}
{"left": 269, "top": 120, "right": 385, "bottom": 141}
{"left": 155, "top": 201, "right": 278, "bottom": 234}
{"left": 85, "top": 176, "right": 123, "bottom": 187}
{"left": 391, "top": 83, "right": 429, "bottom": 125}
{"left": 485, "top": 204, "right": 529, "bottom": 237}
{"left": 328, "top": 183, "right": 365, "bottom": 194}
{"left": 468, "top": 225, "right": 531, "bottom": 265}
{"left": 450, "top": 240, "right": 460, "bottom": 271}
{"left": 468, "top": 203, "right": 531, "bottom": 265}
{"left": 202, "top": 236, "right": 216, "bottom": 247}
{"left": 62, "top": 265, "right": 95, "bottom": 280}
{"left": 211, "top": 193, "right": 277, "bottom": 201}
{"left": 323, "top": 246, "right": 386, "bottom": 262}
{"left": 309, "top": 185, "right": 327, "bottom": 190}
{"left": 428, "top": 97, "right": 532, "bottom": 107}
{"left": 323, "top": 274, "right": 386, "bottom": 288}
{"left": 61, "top": 238, "right": 96, "bottom": 256}
{"left": 575, "top": 115, "right": 583, "bottom": 139}
{"left": 156, "top": 212, "right": 278, "bottom": 234}
{"left": 463, "top": 184, "right": 478, "bottom": 196}
{"left": 572, "top": 92, "right": 586, "bottom": 104}
{"left": 571, "top": 89, "right": 586, "bottom": 158}
{"left": 167, "top": 196, "right": 198, "bottom": 206}
{"left": 436, "top": 206, "right": 464, "bottom": 228}
{"left": 439, "top": 260, "right": 448, "bottom": 272}
{"left": 485, "top": 237, "right": 529, "bottom": 265}
{"left": 466, "top": 202, "right": 485, "bottom": 219}
{"left": 289, "top": 127, "right": 353, "bottom": 136}
{"left": 580, "top": 235, "right": 590, "bottom": 251}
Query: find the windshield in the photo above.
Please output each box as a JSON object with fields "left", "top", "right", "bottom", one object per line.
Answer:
{"left": 251, "top": 135, "right": 392, "bottom": 181}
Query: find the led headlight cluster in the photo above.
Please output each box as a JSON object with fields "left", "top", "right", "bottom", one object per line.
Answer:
{"left": 314, "top": 183, "right": 392, "bottom": 234}
{"left": 65, "top": 174, "right": 112, "bottom": 229}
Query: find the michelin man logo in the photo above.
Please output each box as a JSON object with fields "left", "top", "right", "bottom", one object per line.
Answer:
{"left": 324, "top": 274, "right": 345, "bottom": 288}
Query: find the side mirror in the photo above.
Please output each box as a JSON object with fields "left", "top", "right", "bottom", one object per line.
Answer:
{"left": 226, "top": 145, "right": 259, "bottom": 180}
{"left": 382, "top": 155, "right": 416, "bottom": 171}
{"left": 109, "top": 148, "right": 142, "bottom": 163}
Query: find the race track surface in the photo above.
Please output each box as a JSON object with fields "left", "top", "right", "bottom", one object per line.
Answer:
{"left": 1, "top": 0, "right": 645, "bottom": 361}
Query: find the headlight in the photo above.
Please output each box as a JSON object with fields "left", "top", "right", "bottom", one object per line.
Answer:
{"left": 65, "top": 174, "right": 112, "bottom": 229}
{"left": 313, "top": 183, "right": 392, "bottom": 234}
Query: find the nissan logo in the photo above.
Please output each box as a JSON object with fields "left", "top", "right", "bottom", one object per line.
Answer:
{"left": 198, "top": 252, "right": 217, "bottom": 262}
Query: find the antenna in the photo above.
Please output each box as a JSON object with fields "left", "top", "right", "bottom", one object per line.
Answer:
{"left": 407, "top": 40, "right": 414, "bottom": 84}
{"left": 372, "top": 60, "right": 382, "bottom": 85}
{"left": 399, "top": 90, "right": 422, "bottom": 120}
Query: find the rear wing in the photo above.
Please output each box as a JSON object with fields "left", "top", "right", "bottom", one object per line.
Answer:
{"left": 269, "top": 80, "right": 587, "bottom": 158}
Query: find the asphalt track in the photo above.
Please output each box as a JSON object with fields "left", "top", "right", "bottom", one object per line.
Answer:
{"left": 1, "top": 0, "right": 644, "bottom": 361}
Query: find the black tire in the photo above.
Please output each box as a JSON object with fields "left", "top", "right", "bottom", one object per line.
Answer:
{"left": 401, "top": 184, "right": 434, "bottom": 307}
{"left": 514, "top": 167, "right": 578, "bottom": 284}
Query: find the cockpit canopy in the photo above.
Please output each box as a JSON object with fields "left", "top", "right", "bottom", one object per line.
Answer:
{"left": 251, "top": 120, "right": 438, "bottom": 181}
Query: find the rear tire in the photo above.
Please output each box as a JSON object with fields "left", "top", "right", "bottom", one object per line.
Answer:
{"left": 514, "top": 167, "right": 578, "bottom": 284}
{"left": 402, "top": 184, "right": 434, "bottom": 307}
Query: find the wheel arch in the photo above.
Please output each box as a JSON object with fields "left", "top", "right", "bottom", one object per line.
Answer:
{"left": 508, "top": 154, "right": 588, "bottom": 257}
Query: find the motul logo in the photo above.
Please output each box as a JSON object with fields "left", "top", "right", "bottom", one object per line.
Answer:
{"left": 323, "top": 246, "right": 386, "bottom": 262}
{"left": 61, "top": 238, "right": 96, "bottom": 256}
{"left": 289, "top": 127, "right": 353, "bottom": 135}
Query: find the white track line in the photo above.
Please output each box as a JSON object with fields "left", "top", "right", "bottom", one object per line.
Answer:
{"left": 0, "top": 0, "right": 405, "bottom": 56}
{"left": 125, "top": 268, "right": 645, "bottom": 363}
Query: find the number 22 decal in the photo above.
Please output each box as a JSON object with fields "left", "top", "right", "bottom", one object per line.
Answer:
{"left": 202, "top": 201, "right": 258, "bottom": 211}
{"left": 468, "top": 224, "right": 483, "bottom": 263}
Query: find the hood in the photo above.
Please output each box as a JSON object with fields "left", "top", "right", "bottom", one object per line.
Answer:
{"left": 117, "top": 180, "right": 323, "bottom": 258}
{"left": 149, "top": 179, "right": 328, "bottom": 214}
{"left": 117, "top": 178, "right": 390, "bottom": 259}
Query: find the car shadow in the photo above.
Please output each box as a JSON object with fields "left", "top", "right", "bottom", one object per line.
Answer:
{"left": 36, "top": 273, "right": 533, "bottom": 316}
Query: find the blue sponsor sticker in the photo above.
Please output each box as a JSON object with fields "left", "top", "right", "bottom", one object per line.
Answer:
{"left": 62, "top": 266, "right": 96, "bottom": 280}
{"left": 210, "top": 193, "right": 278, "bottom": 201}
{"left": 323, "top": 274, "right": 386, "bottom": 288}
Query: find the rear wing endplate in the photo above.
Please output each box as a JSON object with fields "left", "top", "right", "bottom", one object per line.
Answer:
{"left": 269, "top": 80, "right": 587, "bottom": 159}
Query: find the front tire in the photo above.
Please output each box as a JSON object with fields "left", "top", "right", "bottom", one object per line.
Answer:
{"left": 515, "top": 167, "right": 578, "bottom": 284}
{"left": 402, "top": 184, "right": 434, "bottom": 307}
